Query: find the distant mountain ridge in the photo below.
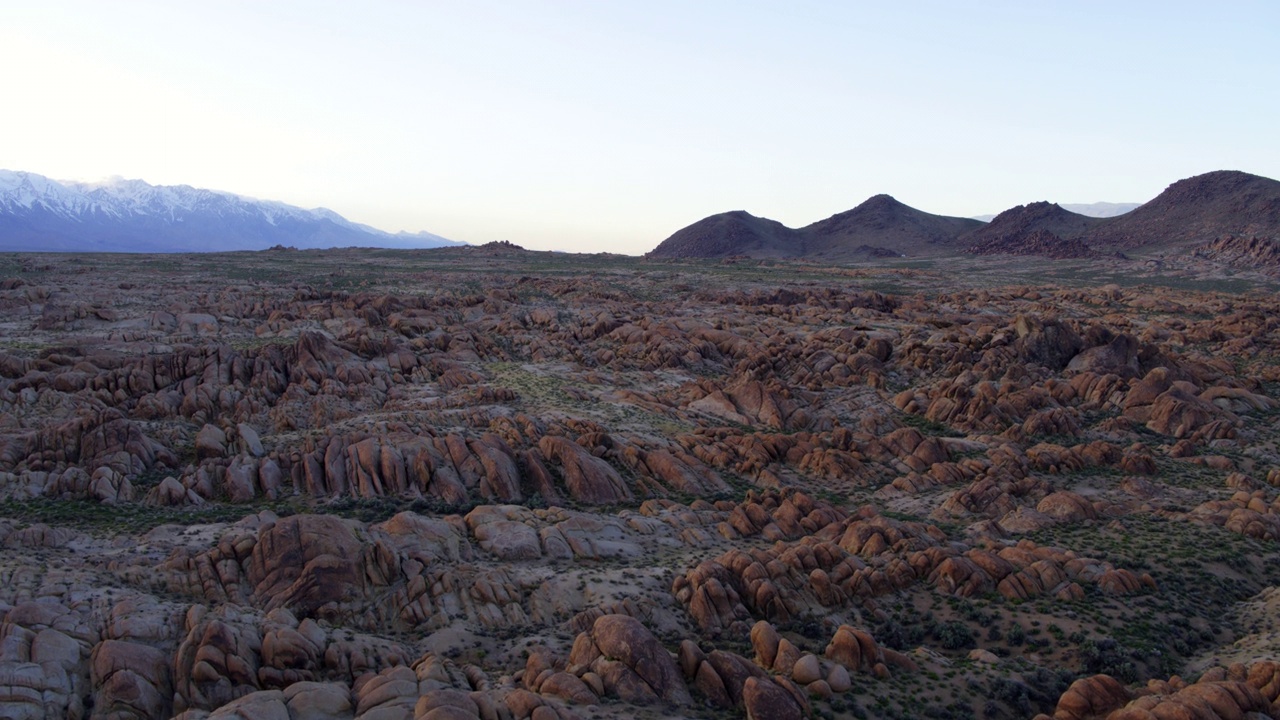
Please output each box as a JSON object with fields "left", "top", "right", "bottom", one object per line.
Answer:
{"left": 1060, "top": 202, "right": 1143, "bottom": 218}
{"left": 648, "top": 195, "right": 983, "bottom": 260}
{"left": 650, "top": 170, "right": 1280, "bottom": 260}
{"left": 972, "top": 202, "right": 1143, "bottom": 222}
{"left": 0, "top": 170, "right": 463, "bottom": 253}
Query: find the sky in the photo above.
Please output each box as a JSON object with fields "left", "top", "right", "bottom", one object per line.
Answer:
{"left": 3, "top": 1, "right": 1278, "bottom": 254}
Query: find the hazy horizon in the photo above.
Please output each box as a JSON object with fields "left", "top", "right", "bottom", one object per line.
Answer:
{"left": 4, "top": 1, "right": 1276, "bottom": 253}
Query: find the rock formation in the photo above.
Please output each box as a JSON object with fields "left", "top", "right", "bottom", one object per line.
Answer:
{"left": 0, "top": 246, "right": 1278, "bottom": 718}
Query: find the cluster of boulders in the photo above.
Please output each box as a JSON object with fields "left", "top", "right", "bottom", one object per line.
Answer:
{"left": 3, "top": 255, "right": 1280, "bottom": 719}
{"left": 1041, "top": 661, "right": 1280, "bottom": 720}
{"left": 672, "top": 505, "right": 1154, "bottom": 635}
{"left": 518, "top": 615, "right": 910, "bottom": 720}
{"left": 1185, "top": 488, "right": 1280, "bottom": 541}
{"left": 157, "top": 508, "right": 673, "bottom": 635}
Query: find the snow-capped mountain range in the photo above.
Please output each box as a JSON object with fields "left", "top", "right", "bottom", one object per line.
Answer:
{"left": 0, "top": 170, "right": 463, "bottom": 253}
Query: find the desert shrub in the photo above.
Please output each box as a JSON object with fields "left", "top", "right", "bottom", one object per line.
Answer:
{"left": 991, "top": 679, "right": 1032, "bottom": 716}
{"left": 935, "top": 621, "right": 975, "bottom": 650}
{"left": 1080, "top": 638, "right": 1137, "bottom": 682}
{"left": 1023, "top": 667, "right": 1075, "bottom": 707}
{"left": 1007, "top": 622, "right": 1026, "bottom": 646}
{"left": 876, "top": 619, "right": 926, "bottom": 650}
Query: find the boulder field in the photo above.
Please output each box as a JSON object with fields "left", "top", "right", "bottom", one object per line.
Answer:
{"left": 1, "top": 248, "right": 1279, "bottom": 718}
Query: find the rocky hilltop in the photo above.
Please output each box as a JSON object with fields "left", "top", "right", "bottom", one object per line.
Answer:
{"left": 964, "top": 202, "right": 1104, "bottom": 259}
{"left": 1084, "top": 170, "right": 1280, "bottom": 252}
{"left": 0, "top": 247, "right": 1279, "bottom": 719}
{"left": 651, "top": 170, "right": 1280, "bottom": 261}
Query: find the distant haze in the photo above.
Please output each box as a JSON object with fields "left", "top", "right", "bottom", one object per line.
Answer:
{"left": 973, "top": 202, "right": 1143, "bottom": 223}
{"left": 2, "top": 2, "right": 1277, "bottom": 254}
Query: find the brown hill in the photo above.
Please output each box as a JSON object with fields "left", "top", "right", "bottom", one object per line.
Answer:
{"left": 649, "top": 170, "right": 1280, "bottom": 261}
{"left": 801, "top": 194, "right": 984, "bottom": 258}
{"left": 649, "top": 195, "right": 981, "bottom": 259}
{"left": 646, "top": 210, "right": 806, "bottom": 258}
{"left": 963, "top": 202, "right": 1104, "bottom": 258}
{"left": 1084, "top": 170, "right": 1280, "bottom": 251}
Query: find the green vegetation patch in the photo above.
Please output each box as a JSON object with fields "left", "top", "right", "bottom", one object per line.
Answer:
{"left": 0, "top": 498, "right": 262, "bottom": 535}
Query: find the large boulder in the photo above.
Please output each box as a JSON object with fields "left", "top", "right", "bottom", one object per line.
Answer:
{"left": 248, "top": 515, "right": 367, "bottom": 618}
{"left": 566, "top": 614, "right": 690, "bottom": 705}
{"left": 743, "top": 676, "right": 804, "bottom": 720}
{"left": 1014, "top": 316, "right": 1083, "bottom": 370}
{"left": 538, "top": 437, "right": 633, "bottom": 505}
{"left": 90, "top": 639, "right": 173, "bottom": 720}
{"left": 824, "top": 625, "right": 883, "bottom": 673}
{"left": 1036, "top": 491, "right": 1098, "bottom": 522}
{"left": 1051, "top": 674, "right": 1130, "bottom": 720}
{"left": 196, "top": 424, "right": 229, "bottom": 460}
{"left": 1066, "top": 334, "right": 1140, "bottom": 378}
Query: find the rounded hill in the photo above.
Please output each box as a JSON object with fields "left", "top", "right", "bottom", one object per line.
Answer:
{"left": 801, "top": 194, "right": 984, "bottom": 257}
{"left": 646, "top": 210, "right": 805, "bottom": 259}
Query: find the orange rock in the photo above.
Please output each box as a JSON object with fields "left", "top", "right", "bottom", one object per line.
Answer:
{"left": 825, "top": 625, "right": 884, "bottom": 673}
{"left": 1052, "top": 674, "right": 1129, "bottom": 720}
{"left": 743, "top": 676, "right": 803, "bottom": 720}
{"left": 537, "top": 436, "right": 632, "bottom": 505}
{"left": 695, "top": 659, "right": 732, "bottom": 708}
{"left": 1037, "top": 491, "right": 1098, "bottom": 522}
{"left": 539, "top": 672, "right": 597, "bottom": 705}
{"left": 575, "top": 615, "right": 690, "bottom": 705}
{"left": 772, "top": 638, "right": 801, "bottom": 676}
{"left": 750, "top": 621, "right": 780, "bottom": 669}
{"left": 678, "top": 639, "right": 705, "bottom": 680}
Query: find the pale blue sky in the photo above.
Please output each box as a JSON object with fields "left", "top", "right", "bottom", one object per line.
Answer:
{"left": 3, "top": 1, "right": 1277, "bottom": 253}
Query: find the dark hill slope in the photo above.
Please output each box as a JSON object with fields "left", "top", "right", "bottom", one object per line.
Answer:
{"left": 964, "top": 202, "right": 1104, "bottom": 258}
{"left": 649, "top": 196, "right": 981, "bottom": 259}
{"left": 647, "top": 211, "right": 805, "bottom": 258}
{"left": 801, "top": 194, "right": 983, "bottom": 258}
{"left": 648, "top": 170, "right": 1280, "bottom": 261}
{"left": 1085, "top": 170, "right": 1280, "bottom": 251}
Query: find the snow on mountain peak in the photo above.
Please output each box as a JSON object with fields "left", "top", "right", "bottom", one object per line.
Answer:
{"left": 0, "top": 169, "right": 462, "bottom": 252}
{"left": 0, "top": 170, "right": 98, "bottom": 214}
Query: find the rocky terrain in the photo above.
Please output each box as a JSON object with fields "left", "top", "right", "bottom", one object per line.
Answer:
{"left": 1191, "top": 236, "right": 1280, "bottom": 278}
{"left": 1083, "top": 171, "right": 1280, "bottom": 253}
{"left": 1, "top": 244, "right": 1280, "bottom": 720}
{"left": 964, "top": 204, "right": 1104, "bottom": 260}
{"left": 651, "top": 170, "right": 1280, "bottom": 263}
